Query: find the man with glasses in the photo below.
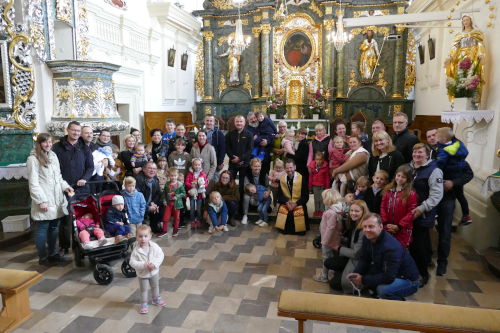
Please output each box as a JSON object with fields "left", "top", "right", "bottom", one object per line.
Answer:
{"left": 135, "top": 161, "right": 163, "bottom": 234}
{"left": 348, "top": 214, "right": 420, "bottom": 301}
{"left": 391, "top": 112, "right": 419, "bottom": 162}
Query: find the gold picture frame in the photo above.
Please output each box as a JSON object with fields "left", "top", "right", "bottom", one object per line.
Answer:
{"left": 280, "top": 28, "right": 316, "bottom": 71}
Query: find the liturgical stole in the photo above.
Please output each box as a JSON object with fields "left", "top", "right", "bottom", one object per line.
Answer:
{"left": 275, "top": 173, "right": 306, "bottom": 232}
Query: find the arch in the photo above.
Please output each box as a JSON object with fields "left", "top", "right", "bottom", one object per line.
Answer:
{"left": 220, "top": 88, "right": 251, "bottom": 103}
{"left": 348, "top": 86, "right": 385, "bottom": 100}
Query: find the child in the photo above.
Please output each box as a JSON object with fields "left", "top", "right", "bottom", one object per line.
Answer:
{"left": 380, "top": 165, "right": 418, "bottom": 248}
{"left": 105, "top": 195, "right": 132, "bottom": 242}
{"left": 121, "top": 177, "right": 146, "bottom": 236}
{"left": 313, "top": 188, "right": 344, "bottom": 282}
{"left": 244, "top": 183, "right": 272, "bottom": 227}
{"left": 184, "top": 158, "right": 208, "bottom": 228}
{"left": 104, "top": 151, "right": 123, "bottom": 182}
{"left": 269, "top": 159, "right": 286, "bottom": 210}
{"left": 92, "top": 146, "right": 115, "bottom": 177}
{"left": 342, "top": 192, "right": 354, "bottom": 219}
{"left": 168, "top": 138, "right": 191, "bottom": 178}
{"left": 252, "top": 112, "right": 277, "bottom": 161}
{"left": 159, "top": 168, "right": 186, "bottom": 237}
{"left": 436, "top": 127, "right": 472, "bottom": 226}
{"left": 351, "top": 121, "right": 369, "bottom": 150}
{"left": 308, "top": 151, "right": 331, "bottom": 217}
{"left": 129, "top": 225, "right": 166, "bottom": 314}
{"left": 281, "top": 129, "right": 296, "bottom": 159}
{"left": 76, "top": 213, "right": 107, "bottom": 250}
{"left": 156, "top": 156, "right": 169, "bottom": 188}
{"left": 364, "top": 170, "right": 388, "bottom": 214}
{"left": 207, "top": 191, "right": 229, "bottom": 234}
{"left": 131, "top": 143, "right": 152, "bottom": 169}
{"left": 329, "top": 136, "right": 349, "bottom": 170}
{"left": 354, "top": 176, "right": 369, "bottom": 200}
{"left": 161, "top": 119, "right": 176, "bottom": 144}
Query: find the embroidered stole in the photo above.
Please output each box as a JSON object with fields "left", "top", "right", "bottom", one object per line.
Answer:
{"left": 275, "top": 173, "right": 306, "bottom": 232}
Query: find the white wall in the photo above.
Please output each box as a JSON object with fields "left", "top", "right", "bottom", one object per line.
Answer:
{"left": 409, "top": 0, "right": 500, "bottom": 251}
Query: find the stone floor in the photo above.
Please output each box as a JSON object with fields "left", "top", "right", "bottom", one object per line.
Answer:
{"left": 2, "top": 221, "right": 499, "bottom": 333}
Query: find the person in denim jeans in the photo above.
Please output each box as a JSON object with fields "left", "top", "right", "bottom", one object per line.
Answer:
{"left": 349, "top": 214, "right": 420, "bottom": 301}
{"left": 244, "top": 184, "right": 272, "bottom": 227}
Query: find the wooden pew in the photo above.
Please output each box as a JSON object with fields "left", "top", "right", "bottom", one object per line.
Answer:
{"left": 0, "top": 268, "right": 42, "bottom": 333}
{"left": 278, "top": 290, "right": 500, "bottom": 333}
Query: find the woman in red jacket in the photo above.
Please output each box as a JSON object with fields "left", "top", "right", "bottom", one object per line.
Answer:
{"left": 380, "top": 164, "right": 417, "bottom": 248}
{"left": 308, "top": 151, "right": 331, "bottom": 217}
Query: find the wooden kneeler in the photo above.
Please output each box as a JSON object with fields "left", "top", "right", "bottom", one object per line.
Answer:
{"left": 0, "top": 268, "right": 42, "bottom": 333}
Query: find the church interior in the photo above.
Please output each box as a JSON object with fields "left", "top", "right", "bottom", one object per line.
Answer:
{"left": 0, "top": 0, "right": 499, "bottom": 332}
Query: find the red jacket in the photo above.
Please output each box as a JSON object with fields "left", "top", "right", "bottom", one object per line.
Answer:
{"left": 184, "top": 170, "right": 208, "bottom": 200}
{"left": 308, "top": 160, "right": 331, "bottom": 189}
{"left": 380, "top": 189, "right": 417, "bottom": 248}
{"left": 329, "top": 147, "right": 349, "bottom": 170}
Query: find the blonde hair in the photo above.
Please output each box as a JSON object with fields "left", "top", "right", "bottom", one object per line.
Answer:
{"left": 123, "top": 176, "right": 136, "bottom": 186}
{"left": 437, "top": 127, "right": 454, "bottom": 141}
{"left": 250, "top": 158, "right": 262, "bottom": 167}
{"left": 167, "top": 167, "right": 178, "bottom": 176}
{"left": 244, "top": 183, "right": 256, "bottom": 194}
{"left": 373, "top": 170, "right": 389, "bottom": 181}
{"left": 333, "top": 136, "right": 344, "bottom": 144}
{"left": 322, "top": 188, "right": 343, "bottom": 207}
{"left": 356, "top": 176, "right": 369, "bottom": 187}
{"left": 349, "top": 200, "right": 370, "bottom": 230}
{"left": 285, "top": 129, "right": 295, "bottom": 138}
{"left": 274, "top": 159, "right": 284, "bottom": 169}
{"left": 371, "top": 130, "right": 396, "bottom": 157}
{"left": 136, "top": 224, "right": 152, "bottom": 236}
{"left": 124, "top": 134, "right": 136, "bottom": 145}
{"left": 314, "top": 123, "right": 325, "bottom": 131}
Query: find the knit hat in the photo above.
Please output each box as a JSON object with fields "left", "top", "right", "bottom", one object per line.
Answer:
{"left": 112, "top": 195, "right": 124, "bottom": 205}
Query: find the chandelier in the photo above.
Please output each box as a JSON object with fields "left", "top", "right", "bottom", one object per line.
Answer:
{"left": 230, "top": 0, "right": 251, "bottom": 53}
{"left": 327, "top": 0, "right": 352, "bottom": 51}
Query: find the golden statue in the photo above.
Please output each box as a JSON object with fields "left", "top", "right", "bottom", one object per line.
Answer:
{"left": 218, "top": 42, "right": 240, "bottom": 82}
{"left": 359, "top": 30, "right": 379, "bottom": 80}
{"left": 444, "top": 15, "right": 485, "bottom": 102}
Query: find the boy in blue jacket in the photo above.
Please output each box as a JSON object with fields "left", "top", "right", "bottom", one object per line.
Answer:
{"left": 245, "top": 183, "right": 272, "bottom": 227}
{"left": 105, "top": 195, "right": 132, "bottom": 241}
{"left": 436, "top": 127, "right": 472, "bottom": 225}
{"left": 207, "top": 191, "right": 228, "bottom": 234}
{"left": 121, "top": 177, "right": 146, "bottom": 236}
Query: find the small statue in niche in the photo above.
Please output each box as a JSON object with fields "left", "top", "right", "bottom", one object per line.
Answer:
{"left": 359, "top": 29, "right": 379, "bottom": 80}
{"left": 218, "top": 42, "right": 240, "bottom": 83}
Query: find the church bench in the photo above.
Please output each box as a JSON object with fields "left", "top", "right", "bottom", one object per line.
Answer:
{"left": 277, "top": 290, "right": 500, "bottom": 333}
{"left": 0, "top": 268, "right": 42, "bottom": 333}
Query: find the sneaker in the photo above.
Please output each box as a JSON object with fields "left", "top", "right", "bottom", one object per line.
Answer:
{"left": 83, "top": 242, "right": 94, "bottom": 250}
{"left": 313, "top": 273, "right": 328, "bottom": 283}
{"left": 258, "top": 221, "right": 268, "bottom": 227}
{"left": 157, "top": 232, "right": 168, "bottom": 238}
{"left": 98, "top": 238, "right": 108, "bottom": 246}
{"left": 172, "top": 231, "right": 179, "bottom": 237}
{"left": 460, "top": 216, "right": 472, "bottom": 226}
{"left": 139, "top": 303, "right": 149, "bottom": 314}
{"left": 152, "top": 297, "right": 167, "bottom": 307}
{"left": 241, "top": 215, "right": 248, "bottom": 225}
{"left": 208, "top": 225, "right": 214, "bottom": 234}
{"left": 223, "top": 225, "right": 229, "bottom": 232}
{"left": 255, "top": 219, "right": 264, "bottom": 226}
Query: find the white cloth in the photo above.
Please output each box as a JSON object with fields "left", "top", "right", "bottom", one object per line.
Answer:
{"left": 347, "top": 146, "right": 369, "bottom": 180}
{"left": 92, "top": 150, "right": 115, "bottom": 176}
{"left": 27, "top": 151, "right": 70, "bottom": 221}
{"left": 0, "top": 164, "right": 28, "bottom": 180}
{"left": 129, "top": 241, "right": 164, "bottom": 278}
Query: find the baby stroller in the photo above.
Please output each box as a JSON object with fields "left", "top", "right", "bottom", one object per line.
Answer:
{"left": 70, "top": 182, "right": 136, "bottom": 285}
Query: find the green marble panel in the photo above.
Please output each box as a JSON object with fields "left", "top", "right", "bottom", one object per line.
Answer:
{"left": 0, "top": 131, "right": 33, "bottom": 166}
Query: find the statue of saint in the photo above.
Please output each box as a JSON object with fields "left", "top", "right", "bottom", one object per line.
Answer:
{"left": 359, "top": 30, "right": 379, "bottom": 80}
{"left": 219, "top": 42, "right": 240, "bottom": 83}
{"left": 444, "top": 15, "right": 485, "bottom": 101}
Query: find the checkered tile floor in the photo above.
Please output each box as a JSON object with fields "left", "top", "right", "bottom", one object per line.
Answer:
{"left": 1, "top": 221, "right": 498, "bottom": 333}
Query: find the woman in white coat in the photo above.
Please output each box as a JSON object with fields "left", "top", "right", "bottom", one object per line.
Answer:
{"left": 27, "top": 133, "right": 74, "bottom": 265}
{"left": 190, "top": 130, "right": 217, "bottom": 181}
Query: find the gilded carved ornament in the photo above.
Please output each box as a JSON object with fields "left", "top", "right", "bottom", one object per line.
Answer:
{"left": 203, "top": 31, "right": 214, "bottom": 41}
{"left": 261, "top": 24, "right": 271, "bottom": 35}
{"left": 350, "top": 26, "right": 389, "bottom": 37}
{"left": 323, "top": 19, "right": 335, "bottom": 30}
{"left": 56, "top": 0, "right": 73, "bottom": 24}
{"left": 211, "top": 0, "right": 234, "bottom": 10}
{"left": 204, "top": 105, "right": 212, "bottom": 115}
{"left": 348, "top": 70, "right": 359, "bottom": 89}
{"left": 353, "top": 9, "right": 390, "bottom": 18}
{"left": 325, "top": 7, "right": 332, "bottom": 15}
{"left": 393, "top": 104, "right": 402, "bottom": 114}
{"left": 404, "top": 30, "right": 416, "bottom": 98}
{"left": 309, "top": 1, "right": 323, "bottom": 18}
{"left": 218, "top": 74, "right": 227, "bottom": 95}
{"left": 252, "top": 27, "right": 261, "bottom": 37}
{"left": 335, "top": 104, "right": 343, "bottom": 117}
{"left": 194, "top": 42, "right": 205, "bottom": 98}
{"left": 76, "top": 0, "right": 90, "bottom": 60}
{"left": 243, "top": 73, "right": 252, "bottom": 94}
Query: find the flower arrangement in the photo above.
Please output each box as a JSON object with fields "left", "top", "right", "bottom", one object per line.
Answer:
{"left": 266, "top": 93, "right": 284, "bottom": 114}
{"left": 446, "top": 56, "right": 481, "bottom": 98}
{"left": 308, "top": 89, "right": 325, "bottom": 115}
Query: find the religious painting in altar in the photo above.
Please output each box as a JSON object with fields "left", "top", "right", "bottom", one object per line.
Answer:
{"left": 273, "top": 13, "right": 321, "bottom": 99}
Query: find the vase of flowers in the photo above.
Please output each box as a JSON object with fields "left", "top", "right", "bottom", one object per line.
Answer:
{"left": 266, "top": 93, "right": 284, "bottom": 118}
{"left": 446, "top": 57, "right": 481, "bottom": 110}
{"left": 308, "top": 89, "right": 325, "bottom": 119}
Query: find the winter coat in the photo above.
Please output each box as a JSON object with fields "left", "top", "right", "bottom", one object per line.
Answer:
{"left": 52, "top": 136, "right": 94, "bottom": 187}
{"left": 308, "top": 160, "right": 331, "bottom": 189}
{"left": 135, "top": 173, "right": 162, "bottom": 206}
{"left": 363, "top": 187, "right": 383, "bottom": 214}
{"left": 190, "top": 143, "right": 217, "bottom": 180}
{"left": 225, "top": 129, "right": 253, "bottom": 168}
{"left": 121, "top": 189, "right": 146, "bottom": 224}
{"left": 213, "top": 183, "right": 240, "bottom": 202}
{"left": 118, "top": 150, "right": 134, "bottom": 176}
{"left": 368, "top": 150, "right": 406, "bottom": 180}
{"left": 146, "top": 142, "right": 168, "bottom": 163}
{"left": 354, "top": 230, "right": 420, "bottom": 288}
{"left": 208, "top": 201, "right": 228, "bottom": 227}
{"left": 27, "top": 150, "right": 70, "bottom": 221}
{"left": 436, "top": 137, "right": 468, "bottom": 177}
{"left": 380, "top": 189, "right": 417, "bottom": 248}
{"left": 320, "top": 203, "right": 343, "bottom": 249}
{"left": 255, "top": 117, "right": 277, "bottom": 146}
{"left": 205, "top": 128, "right": 226, "bottom": 167}
{"left": 307, "top": 136, "right": 331, "bottom": 164}
{"left": 185, "top": 170, "right": 208, "bottom": 200}
{"left": 76, "top": 218, "right": 99, "bottom": 231}
{"left": 392, "top": 128, "right": 420, "bottom": 163}
{"left": 129, "top": 241, "right": 164, "bottom": 278}
{"left": 329, "top": 147, "right": 349, "bottom": 170}
{"left": 105, "top": 206, "right": 128, "bottom": 225}
{"left": 163, "top": 180, "right": 185, "bottom": 210}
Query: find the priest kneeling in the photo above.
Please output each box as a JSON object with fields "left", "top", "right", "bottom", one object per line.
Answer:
{"left": 275, "top": 159, "right": 309, "bottom": 235}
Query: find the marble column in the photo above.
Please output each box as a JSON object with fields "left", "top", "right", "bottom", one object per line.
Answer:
{"left": 252, "top": 27, "right": 261, "bottom": 98}
{"left": 391, "top": 28, "right": 405, "bottom": 98}
{"left": 336, "top": 49, "right": 345, "bottom": 97}
{"left": 323, "top": 19, "right": 335, "bottom": 96}
{"left": 203, "top": 31, "right": 214, "bottom": 100}
{"left": 261, "top": 24, "right": 271, "bottom": 97}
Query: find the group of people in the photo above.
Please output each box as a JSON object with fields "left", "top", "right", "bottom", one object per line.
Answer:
{"left": 27, "top": 110, "right": 473, "bottom": 304}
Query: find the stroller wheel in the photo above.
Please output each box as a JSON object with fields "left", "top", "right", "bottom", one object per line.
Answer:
{"left": 94, "top": 264, "right": 114, "bottom": 285}
{"left": 312, "top": 236, "right": 322, "bottom": 249}
{"left": 121, "top": 260, "right": 136, "bottom": 278}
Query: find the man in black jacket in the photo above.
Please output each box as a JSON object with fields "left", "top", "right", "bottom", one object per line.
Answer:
{"left": 349, "top": 214, "right": 420, "bottom": 301}
{"left": 226, "top": 115, "right": 253, "bottom": 195}
{"left": 80, "top": 126, "right": 98, "bottom": 152}
{"left": 52, "top": 121, "right": 94, "bottom": 254}
{"left": 135, "top": 161, "right": 163, "bottom": 234}
{"left": 391, "top": 112, "right": 419, "bottom": 162}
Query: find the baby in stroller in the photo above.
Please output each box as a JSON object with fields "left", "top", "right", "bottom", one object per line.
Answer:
{"left": 76, "top": 213, "right": 108, "bottom": 250}
{"left": 105, "top": 195, "right": 133, "bottom": 242}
